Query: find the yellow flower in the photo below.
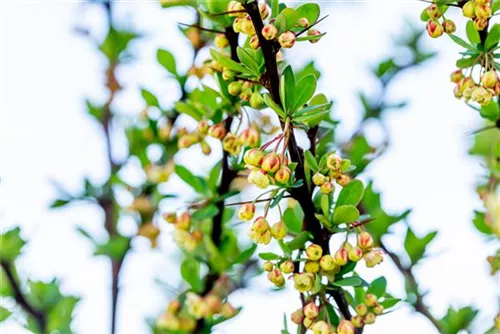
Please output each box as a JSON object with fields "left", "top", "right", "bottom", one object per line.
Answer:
{"left": 248, "top": 169, "right": 270, "bottom": 189}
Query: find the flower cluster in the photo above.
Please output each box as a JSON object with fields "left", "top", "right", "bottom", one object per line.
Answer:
{"left": 164, "top": 212, "right": 202, "bottom": 252}
{"left": 352, "top": 294, "right": 385, "bottom": 327}
{"left": 244, "top": 149, "right": 293, "bottom": 189}
{"left": 451, "top": 69, "right": 499, "bottom": 105}
{"left": 312, "top": 153, "right": 352, "bottom": 194}
{"left": 425, "top": 3, "right": 456, "bottom": 38}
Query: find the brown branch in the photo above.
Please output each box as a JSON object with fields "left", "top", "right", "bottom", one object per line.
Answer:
{"left": 0, "top": 261, "right": 46, "bottom": 332}
{"left": 178, "top": 22, "right": 225, "bottom": 34}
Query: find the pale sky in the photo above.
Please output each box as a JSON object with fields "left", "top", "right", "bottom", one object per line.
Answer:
{"left": 0, "top": 1, "right": 498, "bottom": 333}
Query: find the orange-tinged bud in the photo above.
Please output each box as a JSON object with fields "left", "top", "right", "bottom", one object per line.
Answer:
{"left": 303, "top": 317, "right": 314, "bottom": 329}
{"left": 197, "top": 120, "right": 209, "bottom": 135}
{"left": 311, "top": 320, "right": 331, "bottom": 334}
{"left": 259, "top": 2, "right": 269, "bottom": 20}
{"left": 338, "top": 320, "right": 355, "bottom": 334}
{"left": 463, "top": 1, "right": 476, "bottom": 18}
{"left": 326, "top": 153, "right": 342, "bottom": 171}
{"left": 471, "top": 86, "right": 493, "bottom": 105}
{"left": 348, "top": 247, "right": 364, "bottom": 262}
{"left": 458, "top": 77, "right": 476, "bottom": 93}
{"left": 238, "top": 127, "right": 260, "bottom": 148}
{"left": 276, "top": 50, "right": 284, "bottom": 61}
{"left": 240, "top": 89, "right": 252, "bottom": 102}
{"left": 291, "top": 309, "right": 304, "bottom": 325}
{"left": 222, "top": 68, "right": 236, "bottom": 81}
{"left": 293, "top": 272, "right": 314, "bottom": 292}
{"left": 280, "top": 260, "right": 295, "bottom": 274}
{"left": 271, "top": 220, "right": 288, "bottom": 240}
{"left": 228, "top": 0, "right": 245, "bottom": 17}
{"left": 364, "top": 312, "right": 376, "bottom": 324}
{"left": 352, "top": 316, "right": 364, "bottom": 328}
{"left": 167, "top": 300, "right": 181, "bottom": 314}
{"left": 297, "top": 17, "right": 310, "bottom": 28}
{"left": 262, "top": 24, "right": 278, "bottom": 40}
{"left": 248, "top": 169, "right": 270, "bottom": 189}
{"left": 250, "top": 92, "right": 264, "bottom": 108}
{"left": 262, "top": 152, "right": 281, "bottom": 173}
{"left": 365, "top": 294, "right": 378, "bottom": 307}
{"left": 215, "top": 34, "right": 229, "bottom": 48}
{"left": 303, "top": 302, "right": 319, "bottom": 319}
{"left": 476, "top": 3, "right": 491, "bottom": 19}
{"left": 267, "top": 268, "right": 283, "bottom": 284}
{"left": 244, "top": 148, "right": 264, "bottom": 166}
{"left": 333, "top": 248, "right": 348, "bottom": 266}
{"left": 238, "top": 203, "right": 256, "bottom": 221}
{"left": 304, "top": 260, "right": 320, "bottom": 273}
{"left": 228, "top": 81, "right": 243, "bottom": 96}
{"left": 178, "top": 134, "right": 199, "bottom": 149}
{"left": 163, "top": 212, "right": 177, "bottom": 224}
{"left": 312, "top": 172, "right": 328, "bottom": 186}
{"left": 200, "top": 141, "right": 211, "bottom": 155}
{"left": 427, "top": 4, "right": 441, "bottom": 19}
{"left": 373, "top": 304, "right": 384, "bottom": 315}
{"left": 320, "top": 182, "right": 334, "bottom": 194}
{"left": 364, "top": 249, "right": 384, "bottom": 268}
{"left": 240, "top": 16, "right": 256, "bottom": 36}
{"left": 306, "top": 244, "right": 323, "bottom": 261}
{"left": 263, "top": 261, "right": 274, "bottom": 272}
{"left": 443, "top": 19, "right": 456, "bottom": 34}
{"left": 252, "top": 216, "right": 270, "bottom": 234}
{"left": 450, "top": 70, "right": 464, "bottom": 84}
{"left": 176, "top": 212, "right": 191, "bottom": 231}
{"left": 233, "top": 17, "right": 244, "bottom": 33}
{"left": 156, "top": 313, "right": 180, "bottom": 330}
{"left": 208, "top": 123, "right": 227, "bottom": 140}
{"left": 474, "top": 17, "right": 488, "bottom": 31}
{"left": 356, "top": 303, "right": 368, "bottom": 316}
{"left": 204, "top": 294, "right": 222, "bottom": 314}
{"left": 275, "top": 166, "right": 291, "bottom": 183}
{"left": 495, "top": 82, "right": 500, "bottom": 96}
{"left": 307, "top": 29, "right": 322, "bottom": 43}
{"left": 319, "top": 255, "right": 336, "bottom": 271}
{"left": 249, "top": 34, "right": 260, "bottom": 50}
{"left": 482, "top": 70, "right": 498, "bottom": 88}
{"left": 358, "top": 231, "right": 374, "bottom": 250}
{"left": 426, "top": 19, "right": 443, "bottom": 38}
{"left": 278, "top": 31, "right": 296, "bottom": 48}
{"left": 337, "top": 174, "right": 351, "bottom": 187}
{"left": 220, "top": 303, "right": 237, "bottom": 318}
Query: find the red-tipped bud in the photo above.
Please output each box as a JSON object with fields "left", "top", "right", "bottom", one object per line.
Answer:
{"left": 326, "top": 153, "right": 342, "bottom": 171}
{"left": 311, "top": 321, "right": 331, "bottom": 334}
{"left": 306, "top": 244, "right": 323, "bottom": 261}
{"left": 291, "top": 309, "right": 304, "bottom": 325}
{"left": 222, "top": 68, "right": 236, "bottom": 81}
{"left": 275, "top": 166, "right": 291, "bottom": 183}
{"left": 176, "top": 212, "right": 192, "bottom": 231}
{"left": 337, "top": 174, "right": 351, "bottom": 187}
{"left": 312, "top": 172, "right": 328, "bottom": 186}
{"left": 248, "top": 169, "right": 270, "bottom": 189}
{"left": 356, "top": 303, "right": 368, "bottom": 316}
{"left": 259, "top": 2, "right": 269, "bottom": 20}
{"left": 198, "top": 120, "right": 209, "bottom": 135}
{"left": 358, "top": 231, "right": 374, "bottom": 250}
{"left": 364, "top": 312, "right": 376, "bottom": 324}
{"left": 204, "top": 294, "right": 222, "bottom": 315}
{"left": 215, "top": 34, "right": 229, "bottom": 48}
{"left": 337, "top": 320, "right": 355, "bottom": 334}
{"left": 297, "top": 17, "right": 310, "bottom": 28}
{"left": 280, "top": 260, "right": 295, "bottom": 274}
{"left": 252, "top": 216, "right": 270, "bottom": 234}
{"left": 333, "top": 248, "right": 348, "bottom": 266}
{"left": 474, "top": 17, "right": 488, "bottom": 31}
{"left": 244, "top": 148, "right": 264, "bottom": 166}
{"left": 365, "top": 294, "right": 378, "bottom": 307}
{"left": 364, "top": 249, "right": 385, "bottom": 268}
{"left": 307, "top": 29, "right": 322, "bottom": 44}
{"left": 303, "top": 302, "right": 319, "bottom": 319}
{"left": 476, "top": 3, "right": 492, "bottom": 19}
{"left": 278, "top": 31, "right": 296, "bottom": 48}
{"left": 249, "top": 34, "right": 260, "bottom": 50}
{"left": 458, "top": 77, "right": 476, "bottom": 93}
{"left": 238, "top": 127, "right": 260, "bottom": 148}
{"left": 271, "top": 220, "right": 287, "bottom": 240}
{"left": 450, "top": 70, "right": 464, "bottom": 84}
{"left": 240, "top": 89, "right": 252, "bottom": 102}
{"left": 482, "top": 70, "right": 498, "bottom": 88}
{"left": 462, "top": 1, "right": 476, "bottom": 18}
{"left": 373, "top": 304, "right": 384, "bottom": 315}
{"left": 442, "top": 19, "right": 456, "bottom": 34}
{"left": 426, "top": 19, "right": 444, "bottom": 38}
{"left": 228, "top": 81, "right": 242, "bottom": 96}
{"left": 426, "top": 4, "right": 442, "bottom": 19}
{"left": 348, "top": 247, "right": 364, "bottom": 262}
{"left": 238, "top": 203, "right": 256, "bottom": 221}
{"left": 262, "top": 24, "right": 278, "bottom": 40}
{"left": 352, "top": 316, "right": 364, "bottom": 328}
{"left": 261, "top": 152, "right": 281, "bottom": 173}
{"left": 319, "top": 254, "right": 336, "bottom": 271}
{"left": 208, "top": 123, "right": 227, "bottom": 140}
{"left": 320, "top": 182, "right": 334, "bottom": 194}
{"left": 263, "top": 261, "right": 274, "bottom": 272}
{"left": 163, "top": 212, "right": 177, "bottom": 224}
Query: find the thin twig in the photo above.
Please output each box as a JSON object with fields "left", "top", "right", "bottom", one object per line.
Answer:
{"left": 296, "top": 15, "right": 329, "bottom": 38}
{"left": 226, "top": 195, "right": 293, "bottom": 207}
{"left": 178, "top": 22, "right": 225, "bottom": 34}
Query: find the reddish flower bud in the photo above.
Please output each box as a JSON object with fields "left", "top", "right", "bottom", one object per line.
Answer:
{"left": 373, "top": 304, "right": 384, "bottom": 315}
{"left": 365, "top": 293, "right": 378, "bottom": 307}
{"left": 204, "top": 294, "right": 222, "bottom": 315}
{"left": 312, "top": 172, "right": 328, "bottom": 186}
{"left": 259, "top": 2, "right": 269, "bottom": 20}
{"left": 364, "top": 249, "right": 384, "bottom": 268}
{"left": 291, "top": 309, "right": 304, "bottom": 325}
{"left": 333, "top": 248, "right": 348, "bottom": 266}
{"left": 458, "top": 77, "right": 476, "bottom": 94}
{"left": 352, "top": 316, "right": 364, "bottom": 328}
{"left": 337, "top": 174, "right": 351, "bottom": 187}
{"left": 167, "top": 299, "right": 181, "bottom": 314}
{"left": 248, "top": 169, "right": 270, "bottom": 189}
{"left": 476, "top": 3, "right": 491, "bottom": 19}
{"left": 348, "top": 247, "right": 364, "bottom": 262}
{"left": 262, "top": 24, "right": 278, "bottom": 40}
{"left": 320, "top": 182, "right": 334, "bottom": 194}
{"left": 364, "top": 312, "right": 376, "bottom": 324}
{"left": 442, "top": 19, "right": 456, "bottom": 34}
{"left": 297, "top": 17, "right": 310, "bottom": 28}
{"left": 337, "top": 320, "right": 355, "bottom": 334}
{"left": 252, "top": 216, "right": 270, "bottom": 234}
{"left": 278, "top": 31, "right": 296, "bottom": 48}
{"left": 176, "top": 212, "right": 192, "bottom": 231}
{"left": 271, "top": 220, "right": 288, "bottom": 240}
{"left": 311, "top": 320, "right": 331, "bottom": 334}
{"left": 426, "top": 4, "right": 441, "bottom": 19}
{"left": 306, "top": 244, "right": 323, "bottom": 261}
{"left": 238, "top": 127, "right": 260, "bottom": 148}
{"left": 228, "top": 81, "right": 242, "bottom": 96}
{"left": 249, "top": 34, "right": 260, "bottom": 50}
{"left": 238, "top": 203, "right": 256, "bottom": 221}
{"left": 263, "top": 261, "right": 274, "bottom": 272}
{"left": 450, "top": 70, "right": 464, "bottom": 84}
{"left": 474, "top": 17, "right": 488, "bottom": 31}
{"left": 462, "top": 1, "right": 476, "bottom": 18}
{"left": 326, "top": 153, "right": 342, "bottom": 171}
{"left": 280, "top": 260, "right": 295, "bottom": 274}
{"left": 215, "top": 34, "right": 229, "bottom": 48}
{"left": 275, "top": 166, "right": 291, "bottom": 183}
{"left": 358, "top": 231, "right": 374, "bottom": 250}
{"left": 482, "top": 70, "right": 498, "bottom": 88}
{"left": 426, "top": 19, "right": 444, "bottom": 39}
{"left": 307, "top": 29, "right": 322, "bottom": 44}
{"left": 240, "top": 89, "right": 252, "bottom": 102}
{"left": 163, "top": 212, "right": 177, "bottom": 224}
{"left": 244, "top": 148, "right": 264, "bottom": 166}
{"left": 262, "top": 152, "right": 281, "bottom": 173}
{"left": 208, "top": 123, "right": 227, "bottom": 140}
{"left": 303, "top": 302, "right": 319, "bottom": 319}
{"left": 356, "top": 303, "right": 368, "bottom": 316}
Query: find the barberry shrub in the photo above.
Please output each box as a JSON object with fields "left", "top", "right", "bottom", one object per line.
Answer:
{"left": 422, "top": 0, "right": 500, "bottom": 332}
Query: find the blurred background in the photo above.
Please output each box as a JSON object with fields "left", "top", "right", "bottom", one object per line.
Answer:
{"left": 1, "top": 0, "right": 497, "bottom": 333}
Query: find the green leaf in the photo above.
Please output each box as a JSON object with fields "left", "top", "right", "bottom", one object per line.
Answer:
{"left": 333, "top": 276, "right": 363, "bottom": 287}
{"left": 336, "top": 179, "right": 364, "bottom": 208}
{"left": 320, "top": 194, "right": 330, "bottom": 217}
{"left": 99, "top": 28, "right": 138, "bottom": 62}
{"left": 94, "top": 235, "right": 130, "bottom": 260}
{"left": 46, "top": 295, "right": 80, "bottom": 333}
{"left": 456, "top": 57, "right": 477, "bottom": 69}
{"left": 237, "top": 47, "right": 260, "bottom": 75}
{"left": 50, "top": 198, "right": 72, "bottom": 208}
{"left": 295, "top": 3, "right": 320, "bottom": 25}
{"left": 0, "top": 227, "right": 26, "bottom": 262}
{"left": 448, "top": 34, "right": 477, "bottom": 52}
{"left": 0, "top": 307, "right": 11, "bottom": 322}
{"left": 258, "top": 252, "right": 280, "bottom": 261}
{"left": 181, "top": 258, "right": 202, "bottom": 292}
{"left": 264, "top": 93, "right": 286, "bottom": 119}
{"left": 480, "top": 100, "right": 500, "bottom": 121}
{"left": 380, "top": 297, "right": 401, "bottom": 309}
{"left": 472, "top": 211, "right": 492, "bottom": 235}
{"left": 485, "top": 24, "right": 500, "bottom": 50}
{"left": 492, "top": 0, "right": 500, "bottom": 13}
{"left": 192, "top": 205, "right": 219, "bottom": 221}
{"left": 29, "top": 279, "right": 62, "bottom": 310}
{"left": 287, "top": 231, "right": 312, "bottom": 250}
{"left": 332, "top": 205, "right": 360, "bottom": 224}
{"left": 404, "top": 228, "right": 437, "bottom": 265}
{"left": 0, "top": 270, "right": 13, "bottom": 297}
{"left": 325, "top": 303, "right": 340, "bottom": 326}
{"left": 208, "top": 161, "right": 222, "bottom": 191}
{"left": 296, "top": 32, "right": 327, "bottom": 42}
{"left": 466, "top": 20, "right": 481, "bottom": 44}
{"left": 420, "top": 7, "right": 430, "bottom": 21}
{"left": 175, "top": 165, "right": 208, "bottom": 195}
{"left": 283, "top": 207, "right": 303, "bottom": 234}
{"left": 304, "top": 150, "right": 319, "bottom": 172}
{"left": 210, "top": 48, "right": 250, "bottom": 74}
{"left": 157, "top": 49, "right": 177, "bottom": 75}
{"left": 175, "top": 101, "right": 204, "bottom": 121}
{"left": 439, "top": 307, "right": 478, "bottom": 334}
{"left": 141, "top": 88, "right": 160, "bottom": 108}
{"left": 275, "top": 8, "right": 298, "bottom": 33}
{"left": 85, "top": 100, "right": 104, "bottom": 121}
{"left": 367, "top": 277, "right": 387, "bottom": 298}
{"left": 290, "top": 75, "right": 316, "bottom": 112}
{"left": 280, "top": 66, "right": 296, "bottom": 113}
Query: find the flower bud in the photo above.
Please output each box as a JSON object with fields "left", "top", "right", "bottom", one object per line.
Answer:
{"left": 250, "top": 92, "right": 264, "bottom": 109}
{"left": 442, "top": 19, "right": 456, "bottom": 34}
{"left": 307, "top": 29, "right": 322, "bottom": 44}
{"left": 240, "top": 89, "right": 252, "bottom": 102}
{"left": 222, "top": 133, "right": 241, "bottom": 155}
{"left": 462, "top": 1, "right": 476, "bottom": 18}
{"left": 319, "top": 255, "right": 336, "bottom": 271}
{"left": 228, "top": 1, "right": 245, "bottom": 17}
{"left": 241, "top": 16, "right": 256, "bottom": 36}
{"left": 320, "top": 182, "right": 334, "bottom": 194}
{"left": 208, "top": 123, "right": 227, "bottom": 140}
{"left": 311, "top": 321, "right": 331, "bottom": 334}
{"left": 427, "top": 4, "right": 441, "bottom": 19}
{"left": 238, "top": 203, "right": 256, "bottom": 221}
{"left": 364, "top": 249, "right": 384, "bottom": 268}
{"left": 458, "top": 77, "right": 476, "bottom": 94}
{"left": 476, "top": 3, "right": 492, "bottom": 19}
{"left": 356, "top": 303, "right": 368, "bottom": 316}
{"left": 297, "top": 17, "right": 310, "bottom": 28}
{"left": 303, "top": 317, "right": 314, "bottom": 329}
{"left": 333, "top": 248, "right": 348, "bottom": 266}
{"left": 215, "top": 34, "right": 229, "bottom": 48}
{"left": 176, "top": 212, "right": 191, "bottom": 231}
{"left": 239, "top": 127, "right": 260, "bottom": 147}
{"left": 348, "top": 247, "right": 364, "bottom": 262}
{"left": 426, "top": 19, "right": 444, "bottom": 38}
{"left": 293, "top": 272, "right": 314, "bottom": 292}
{"left": 267, "top": 268, "right": 282, "bottom": 282}
{"left": 178, "top": 133, "right": 199, "bottom": 149}
{"left": 365, "top": 294, "right": 378, "bottom": 307}
{"left": 276, "top": 50, "right": 284, "bottom": 61}
{"left": 271, "top": 220, "right": 288, "bottom": 240}
{"left": 204, "top": 294, "right": 222, "bottom": 315}
{"left": 306, "top": 244, "right": 323, "bottom": 261}
{"left": 471, "top": 86, "right": 493, "bottom": 105}
{"left": 249, "top": 34, "right": 260, "bottom": 50}
{"left": 262, "top": 152, "right": 281, "bottom": 173}
{"left": 364, "top": 312, "right": 376, "bottom": 324}
{"left": 453, "top": 85, "right": 462, "bottom": 99}
{"left": 167, "top": 300, "right": 181, "bottom": 314}
{"left": 186, "top": 292, "right": 209, "bottom": 319}
{"left": 259, "top": 2, "right": 269, "bottom": 20}
{"left": 262, "top": 24, "right": 278, "bottom": 40}
{"left": 474, "top": 17, "right": 488, "bottom": 31}
{"left": 220, "top": 303, "right": 237, "bottom": 318}
{"left": 495, "top": 82, "right": 500, "bottom": 96}
{"left": 337, "top": 320, "right": 355, "bottom": 334}
{"left": 312, "top": 172, "right": 328, "bottom": 186}
{"left": 197, "top": 120, "right": 209, "bottom": 135}
{"left": 244, "top": 148, "right": 264, "bottom": 166}
{"left": 291, "top": 309, "right": 304, "bottom": 325}
{"left": 326, "top": 153, "right": 342, "bottom": 171}
{"left": 156, "top": 313, "right": 180, "bottom": 330}
{"left": 228, "top": 81, "right": 242, "bottom": 96}
{"left": 352, "top": 316, "right": 364, "bottom": 328}
{"left": 252, "top": 216, "right": 270, "bottom": 234}
{"left": 278, "top": 31, "right": 296, "bottom": 48}
{"left": 358, "top": 231, "right": 374, "bottom": 250}
{"left": 303, "top": 302, "right": 319, "bottom": 319}
{"left": 373, "top": 304, "right": 384, "bottom": 315}
{"left": 232, "top": 17, "right": 243, "bottom": 33}
{"left": 482, "top": 70, "right": 498, "bottom": 88}
{"left": 163, "top": 212, "right": 177, "bottom": 224}
{"left": 275, "top": 166, "right": 291, "bottom": 183}
{"left": 274, "top": 271, "right": 286, "bottom": 287}
{"left": 200, "top": 141, "right": 211, "bottom": 155}
{"left": 222, "top": 68, "right": 236, "bottom": 81}
{"left": 248, "top": 169, "right": 270, "bottom": 189}
{"left": 337, "top": 174, "right": 351, "bottom": 187}
{"left": 280, "top": 260, "right": 295, "bottom": 274}
{"left": 450, "top": 70, "right": 464, "bottom": 84}
{"left": 263, "top": 261, "right": 274, "bottom": 272}
{"left": 305, "top": 260, "right": 320, "bottom": 273}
